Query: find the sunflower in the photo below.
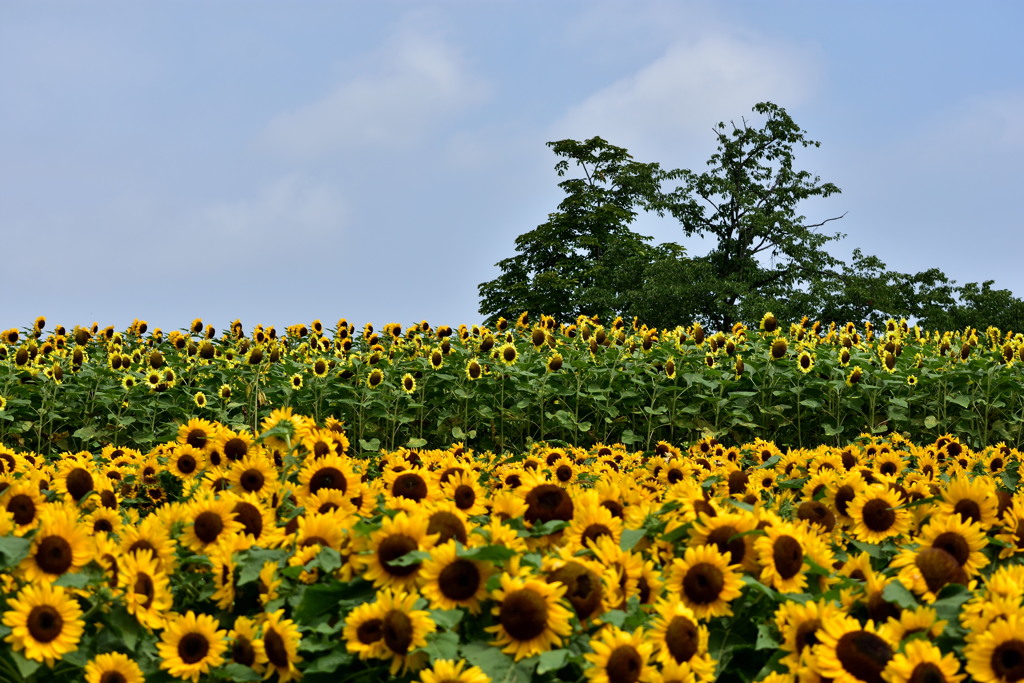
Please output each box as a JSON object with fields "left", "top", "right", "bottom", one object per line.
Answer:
{"left": 228, "top": 453, "right": 278, "bottom": 498}
{"left": 3, "top": 481, "right": 46, "bottom": 529}
{"left": 84, "top": 651, "right": 145, "bottom": 683}
{"left": 157, "top": 610, "right": 228, "bottom": 683}
{"left": 402, "top": 373, "right": 417, "bottom": 394}
{"left": 936, "top": 475, "right": 999, "bottom": 529}
{"left": 383, "top": 465, "right": 438, "bottom": 510}
{"left": 419, "top": 540, "right": 493, "bottom": 613}
{"left": 180, "top": 495, "right": 244, "bottom": 554}
{"left": 367, "top": 368, "right": 384, "bottom": 388}
{"left": 497, "top": 342, "right": 518, "bottom": 366}
{"left": 2, "top": 581, "right": 84, "bottom": 666}
{"left": 667, "top": 544, "right": 744, "bottom": 620}
{"left": 846, "top": 366, "right": 864, "bottom": 386}
{"left": 647, "top": 598, "right": 715, "bottom": 678}
{"left": 770, "top": 338, "right": 788, "bottom": 360}
{"left": 177, "top": 417, "right": 219, "bottom": 453}
{"left": 466, "top": 358, "right": 483, "bottom": 380}
{"left": 543, "top": 553, "right": 606, "bottom": 621}
{"left": 917, "top": 514, "right": 990, "bottom": 577}
{"left": 259, "top": 609, "right": 303, "bottom": 682}
{"left": 228, "top": 493, "right": 283, "bottom": 549}
{"left": 19, "top": 503, "right": 92, "bottom": 582}
{"left": 814, "top": 614, "right": 895, "bottom": 683}
{"left": 415, "top": 659, "right": 492, "bottom": 683}
{"left": 193, "top": 391, "right": 207, "bottom": 409}
{"left": 563, "top": 495, "right": 623, "bottom": 551}
{"left": 774, "top": 598, "right": 845, "bottom": 675}
{"left": 964, "top": 614, "right": 1024, "bottom": 683}
{"left": 756, "top": 519, "right": 831, "bottom": 595}
{"left": 847, "top": 485, "right": 912, "bottom": 544}
{"left": 375, "top": 589, "right": 436, "bottom": 675}
{"left": 120, "top": 548, "right": 174, "bottom": 630}
{"left": 584, "top": 625, "right": 654, "bottom": 683}
{"left": 297, "top": 452, "right": 357, "bottom": 499}
{"left": 440, "top": 471, "right": 488, "bottom": 516}
{"left": 120, "top": 513, "right": 178, "bottom": 572}
{"left": 226, "top": 615, "right": 266, "bottom": 672}
{"left": 360, "top": 510, "right": 439, "bottom": 590}
{"left": 486, "top": 570, "right": 573, "bottom": 661}
{"left": 797, "top": 350, "right": 815, "bottom": 373}
{"left": 344, "top": 596, "right": 388, "bottom": 660}
{"left": 294, "top": 510, "right": 348, "bottom": 552}
{"left": 167, "top": 444, "right": 207, "bottom": 481}
{"left": 288, "top": 373, "right": 303, "bottom": 391}
{"left": 883, "top": 639, "right": 964, "bottom": 683}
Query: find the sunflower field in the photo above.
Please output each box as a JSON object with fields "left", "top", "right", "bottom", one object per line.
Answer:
{"left": 1, "top": 314, "right": 1023, "bottom": 683}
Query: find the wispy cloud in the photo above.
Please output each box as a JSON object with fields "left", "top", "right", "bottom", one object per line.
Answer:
{"left": 261, "top": 19, "right": 489, "bottom": 161}
{"left": 189, "top": 175, "right": 348, "bottom": 244}
{"left": 550, "top": 33, "right": 819, "bottom": 161}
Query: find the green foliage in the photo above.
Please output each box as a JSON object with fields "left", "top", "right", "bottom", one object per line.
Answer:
{"left": 478, "top": 101, "right": 1024, "bottom": 329}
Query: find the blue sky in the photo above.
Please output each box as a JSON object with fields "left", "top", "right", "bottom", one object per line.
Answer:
{"left": 2, "top": 1, "right": 1022, "bottom": 333}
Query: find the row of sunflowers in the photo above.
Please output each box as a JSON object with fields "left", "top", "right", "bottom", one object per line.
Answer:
{"left": 3, "top": 314, "right": 1024, "bottom": 454}
{"left": 1, "top": 409, "right": 1023, "bottom": 682}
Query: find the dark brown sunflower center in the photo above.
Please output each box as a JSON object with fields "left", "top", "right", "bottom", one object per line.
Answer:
{"left": 773, "top": 535, "right": 804, "bottom": 579}
{"left": 798, "top": 501, "right": 836, "bottom": 532}
{"left": 862, "top": 498, "right": 896, "bottom": 531}
{"left": 231, "top": 635, "right": 256, "bottom": 666}
{"left": 500, "top": 588, "right": 549, "bottom": 641}
{"left": 66, "top": 467, "right": 94, "bottom": 501}
{"left": 35, "top": 535, "right": 73, "bottom": 575}
{"left": 178, "top": 632, "right": 210, "bottom": 664}
{"left": 555, "top": 465, "right": 573, "bottom": 482}
{"left": 991, "top": 639, "right": 1024, "bottom": 682}
{"left": 524, "top": 484, "right": 574, "bottom": 525}
{"left": 264, "top": 627, "right": 290, "bottom": 668}
{"left": 427, "top": 511, "right": 467, "bottom": 544}
{"left": 8, "top": 494, "right": 37, "bottom": 525}
{"left": 134, "top": 572, "right": 155, "bottom": 609}
{"left": 438, "top": 559, "right": 481, "bottom": 601}
{"left": 915, "top": 547, "right": 966, "bottom": 594}
{"left": 606, "top": 644, "right": 643, "bottom": 683}
{"left": 357, "top": 618, "right": 382, "bottom": 644}
{"left": 682, "top": 562, "right": 724, "bottom": 605}
{"left": 582, "top": 524, "right": 613, "bottom": 546}
{"left": 601, "top": 500, "right": 624, "bottom": 519}
{"left": 176, "top": 454, "right": 197, "bottom": 475}
{"left": 453, "top": 485, "right": 476, "bottom": 510}
{"left": 223, "top": 438, "right": 248, "bottom": 461}
{"left": 795, "top": 619, "right": 821, "bottom": 653}
{"left": 99, "top": 490, "right": 117, "bottom": 509}
{"left": 193, "top": 511, "right": 225, "bottom": 544}
{"left": 705, "top": 526, "right": 744, "bottom": 565}
{"left": 908, "top": 662, "right": 947, "bottom": 683}
{"left": 377, "top": 534, "right": 420, "bottom": 576}
{"left": 312, "top": 441, "right": 331, "bottom": 459}
{"left": 548, "top": 562, "right": 602, "bottom": 619}
{"left": 392, "top": 473, "right": 428, "bottom": 501}
{"left": 834, "top": 630, "right": 893, "bottom": 683}
{"left": 233, "top": 502, "right": 263, "bottom": 539}
{"left": 931, "top": 531, "right": 971, "bottom": 567}
{"left": 835, "top": 485, "right": 855, "bottom": 516}
{"left": 953, "top": 499, "right": 982, "bottom": 525}
{"left": 237, "top": 469, "right": 264, "bottom": 492}
{"left": 186, "top": 429, "right": 207, "bottom": 449}
{"left": 382, "top": 610, "right": 413, "bottom": 654}
{"left": 309, "top": 467, "right": 346, "bottom": 495}
{"left": 665, "top": 615, "right": 698, "bottom": 663}
{"left": 27, "top": 605, "right": 63, "bottom": 643}
{"left": 99, "top": 671, "right": 128, "bottom": 683}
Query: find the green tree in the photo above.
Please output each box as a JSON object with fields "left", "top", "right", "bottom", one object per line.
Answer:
{"left": 477, "top": 137, "right": 671, "bottom": 324}
{"left": 663, "top": 101, "right": 846, "bottom": 329}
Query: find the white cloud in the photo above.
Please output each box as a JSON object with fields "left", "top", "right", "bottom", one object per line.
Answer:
{"left": 189, "top": 175, "right": 348, "bottom": 244}
{"left": 550, "top": 33, "right": 818, "bottom": 161}
{"left": 261, "top": 23, "right": 489, "bottom": 160}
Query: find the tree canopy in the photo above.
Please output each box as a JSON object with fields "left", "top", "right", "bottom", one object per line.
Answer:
{"left": 478, "top": 102, "right": 1024, "bottom": 332}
